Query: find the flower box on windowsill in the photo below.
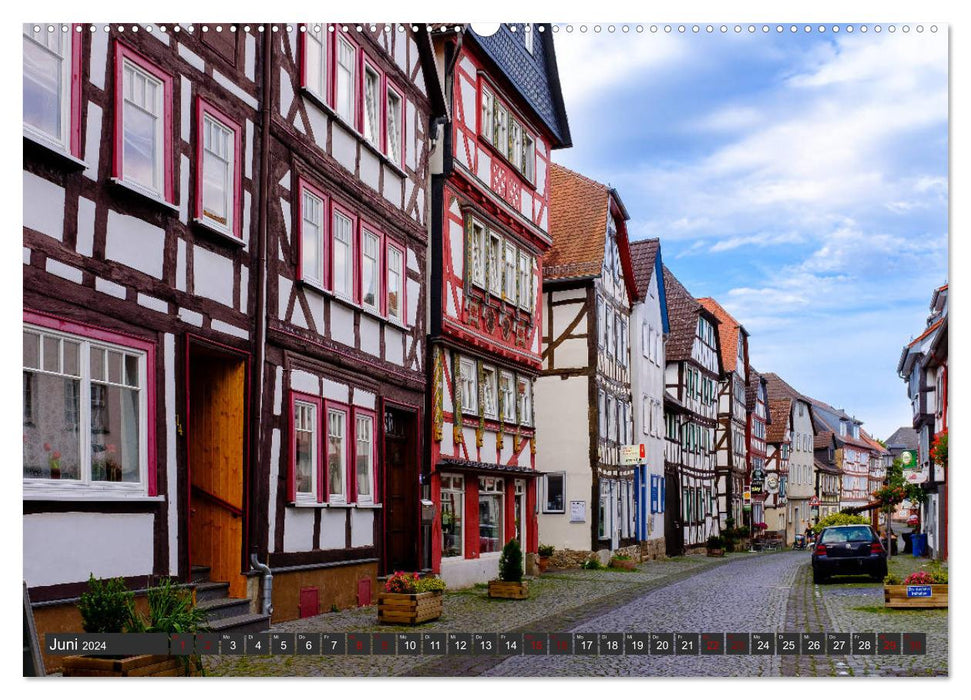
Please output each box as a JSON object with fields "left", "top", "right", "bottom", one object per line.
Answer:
{"left": 61, "top": 654, "right": 201, "bottom": 677}
{"left": 488, "top": 579, "right": 529, "bottom": 599}
{"left": 376, "top": 591, "right": 443, "bottom": 625}
{"left": 884, "top": 584, "right": 947, "bottom": 609}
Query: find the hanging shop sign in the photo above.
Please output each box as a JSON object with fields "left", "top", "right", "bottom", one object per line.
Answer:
{"left": 620, "top": 444, "right": 646, "bottom": 466}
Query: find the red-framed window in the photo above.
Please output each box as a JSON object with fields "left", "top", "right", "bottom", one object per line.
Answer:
{"left": 300, "top": 24, "right": 330, "bottom": 104}
{"left": 297, "top": 178, "right": 329, "bottom": 289}
{"left": 22, "top": 24, "right": 83, "bottom": 157}
{"left": 195, "top": 97, "right": 243, "bottom": 239}
{"left": 330, "top": 200, "right": 358, "bottom": 302}
{"left": 23, "top": 310, "right": 157, "bottom": 498}
{"left": 385, "top": 238, "right": 406, "bottom": 326}
{"left": 352, "top": 407, "right": 378, "bottom": 504}
{"left": 289, "top": 391, "right": 323, "bottom": 503}
{"left": 358, "top": 221, "right": 384, "bottom": 315}
{"left": 361, "top": 54, "right": 383, "bottom": 149}
{"left": 112, "top": 42, "right": 175, "bottom": 203}
{"left": 385, "top": 80, "right": 405, "bottom": 168}
{"left": 324, "top": 400, "right": 351, "bottom": 504}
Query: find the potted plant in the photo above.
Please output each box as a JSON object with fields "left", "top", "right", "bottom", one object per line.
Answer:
{"left": 884, "top": 566, "right": 948, "bottom": 609}
{"left": 609, "top": 553, "right": 638, "bottom": 571}
{"left": 489, "top": 539, "right": 529, "bottom": 599}
{"left": 706, "top": 535, "right": 725, "bottom": 557}
{"left": 377, "top": 572, "right": 445, "bottom": 624}
{"left": 61, "top": 575, "right": 208, "bottom": 677}
{"left": 537, "top": 544, "right": 555, "bottom": 573}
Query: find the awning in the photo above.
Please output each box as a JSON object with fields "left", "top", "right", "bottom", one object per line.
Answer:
{"left": 436, "top": 457, "right": 543, "bottom": 478}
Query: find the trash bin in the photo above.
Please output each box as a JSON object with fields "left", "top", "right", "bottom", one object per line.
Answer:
{"left": 912, "top": 533, "right": 927, "bottom": 557}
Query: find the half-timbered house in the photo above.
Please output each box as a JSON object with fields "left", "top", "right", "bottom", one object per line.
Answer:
{"left": 259, "top": 23, "right": 444, "bottom": 617}
{"left": 813, "top": 427, "right": 842, "bottom": 521}
{"left": 745, "top": 368, "right": 769, "bottom": 529}
{"left": 427, "top": 25, "right": 571, "bottom": 586}
{"left": 764, "top": 399, "right": 792, "bottom": 538}
{"left": 698, "top": 298, "right": 749, "bottom": 529}
{"left": 629, "top": 239, "right": 669, "bottom": 559}
{"left": 23, "top": 22, "right": 269, "bottom": 664}
{"left": 661, "top": 266, "right": 722, "bottom": 552}
{"left": 536, "top": 164, "right": 638, "bottom": 557}
{"left": 805, "top": 397, "right": 873, "bottom": 511}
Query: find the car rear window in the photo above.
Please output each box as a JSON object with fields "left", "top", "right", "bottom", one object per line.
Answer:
{"left": 820, "top": 527, "right": 873, "bottom": 543}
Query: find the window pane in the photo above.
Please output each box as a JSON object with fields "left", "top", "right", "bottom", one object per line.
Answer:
{"left": 361, "top": 232, "right": 379, "bottom": 308}
{"left": 306, "top": 30, "right": 325, "bottom": 96}
{"left": 387, "top": 247, "right": 402, "bottom": 320}
{"left": 23, "top": 371, "right": 81, "bottom": 480}
{"left": 442, "top": 477, "right": 463, "bottom": 558}
{"left": 363, "top": 68, "right": 379, "bottom": 144}
{"left": 328, "top": 410, "right": 345, "bottom": 498}
{"left": 23, "top": 33, "right": 63, "bottom": 140}
{"left": 336, "top": 39, "right": 355, "bottom": 123}
{"left": 294, "top": 403, "right": 315, "bottom": 495}
{"left": 203, "top": 117, "right": 233, "bottom": 226}
{"left": 90, "top": 383, "right": 140, "bottom": 483}
{"left": 478, "top": 491, "right": 503, "bottom": 553}
{"left": 546, "top": 474, "right": 563, "bottom": 511}
{"left": 302, "top": 192, "right": 322, "bottom": 283}
{"left": 356, "top": 416, "right": 372, "bottom": 498}
{"left": 63, "top": 341, "right": 80, "bottom": 377}
{"left": 332, "top": 212, "right": 352, "bottom": 296}
{"left": 123, "top": 97, "right": 159, "bottom": 189}
{"left": 24, "top": 332, "right": 40, "bottom": 370}
{"left": 107, "top": 350, "right": 123, "bottom": 384}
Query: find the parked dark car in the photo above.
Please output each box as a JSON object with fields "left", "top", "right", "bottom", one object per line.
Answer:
{"left": 811, "top": 525, "right": 887, "bottom": 583}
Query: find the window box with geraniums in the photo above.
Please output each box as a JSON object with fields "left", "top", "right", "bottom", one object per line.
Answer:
{"left": 706, "top": 535, "right": 725, "bottom": 557}
{"left": 489, "top": 539, "right": 529, "bottom": 599}
{"left": 376, "top": 572, "right": 445, "bottom": 625}
{"left": 537, "top": 544, "right": 554, "bottom": 573}
{"left": 883, "top": 567, "right": 948, "bottom": 609}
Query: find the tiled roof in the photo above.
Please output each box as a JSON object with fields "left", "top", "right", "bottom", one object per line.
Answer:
{"left": 662, "top": 264, "right": 706, "bottom": 362}
{"left": 886, "top": 426, "right": 919, "bottom": 451}
{"left": 814, "top": 430, "right": 835, "bottom": 450}
{"left": 860, "top": 431, "right": 889, "bottom": 455}
{"left": 697, "top": 297, "right": 745, "bottom": 374}
{"left": 746, "top": 366, "right": 761, "bottom": 411}
{"left": 544, "top": 163, "right": 609, "bottom": 281}
{"left": 814, "top": 458, "right": 841, "bottom": 474}
{"left": 468, "top": 24, "right": 571, "bottom": 147}
{"left": 762, "top": 372, "right": 804, "bottom": 403}
{"left": 766, "top": 398, "right": 792, "bottom": 443}
{"left": 629, "top": 238, "right": 660, "bottom": 303}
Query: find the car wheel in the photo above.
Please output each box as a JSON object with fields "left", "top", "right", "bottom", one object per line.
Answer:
{"left": 813, "top": 571, "right": 828, "bottom": 584}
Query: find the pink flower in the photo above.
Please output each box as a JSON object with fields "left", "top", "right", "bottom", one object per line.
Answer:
{"left": 52, "top": 451, "right": 61, "bottom": 460}
{"left": 43, "top": 442, "right": 51, "bottom": 452}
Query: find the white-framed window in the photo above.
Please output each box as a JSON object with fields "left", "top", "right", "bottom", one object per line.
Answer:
{"left": 607, "top": 395, "right": 616, "bottom": 443}
{"left": 643, "top": 325, "right": 651, "bottom": 359}
{"left": 386, "top": 86, "right": 403, "bottom": 165}
{"left": 200, "top": 111, "right": 236, "bottom": 234}
{"left": 460, "top": 357, "right": 478, "bottom": 414}
{"left": 503, "top": 241, "right": 517, "bottom": 303}
{"left": 643, "top": 397, "right": 650, "bottom": 436}
{"left": 441, "top": 474, "right": 464, "bottom": 558}
{"left": 508, "top": 119, "right": 522, "bottom": 170}
{"left": 482, "top": 365, "right": 498, "bottom": 419}
{"left": 618, "top": 317, "right": 628, "bottom": 367}
{"left": 494, "top": 104, "right": 508, "bottom": 154}
{"left": 488, "top": 232, "right": 503, "bottom": 295}
{"left": 360, "top": 229, "right": 381, "bottom": 312}
{"left": 543, "top": 472, "right": 565, "bottom": 513}
{"left": 386, "top": 243, "right": 405, "bottom": 324}
{"left": 480, "top": 87, "right": 494, "bottom": 142}
{"left": 518, "top": 251, "right": 532, "bottom": 311}
{"left": 332, "top": 208, "right": 354, "bottom": 298}
{"left": 500, "top": 371, "right": 516, "bottom": 422}
{"left": 23, "top": 26, "right": 73, "bottom": 150}
{"left": 300, "top": 184, "right": 325, "bottom": 286}
{"left": 355, "top": 413, "right": 374, "bottom": 502}
{"left": 362, "top": 62, "right": 380, "bottom": 147}
{"left": 522, "top": 132, "right": 535, "bottom": 183}
{"left": 518, "top": 376, "right": 533, "bottom": 426}
{"left": 120, "top": 58, "right": 165, "bottom": 197}
{"left": 598, "top": 297, "right": 606, "bottom": 347}
{"left": 606, "top": 309, "right": 614, "bottom": 357}
{"left": 327, "top": 407, "right": 347, "bottom": 503}
{"left": 335, "top": 36, "right": 356, "bottom": 125}
{"left": 293, "top": 400, "right": 318, "bottom": 500}
{"left": 599, "top": 390, "right": 607, "bottom": 437}
{"left": 303, "top": 26, "right": 327, "bottom": 100}
{"left": 23, "top": 324, "right": 148, "bottom": 495}
{"left": 478, "top": 476, "right": 504, "bottom": 554}
{"left": 469, "top": 219, "right": 486, "bottom": 289}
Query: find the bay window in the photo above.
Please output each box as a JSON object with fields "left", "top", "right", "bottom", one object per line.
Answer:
{"left": 478, "top": 477, "right": 504, "bottom": 554}
{"left": 327, "top": 406, "right": 347, "bottom": 503}
{"left": 301, "top": 25, "right": 327, "bottom": 101}
{"left": 441, "top": 474, "right": 464, "bottom": 558}
{"left": 196, "top": 100, "right": 241, "bottom": 238}
{"left": 386, "top": 242, "right": 404, "bottom": 324}
{"left": 499, "top": 371, "right": 516, "bottom": 422}
{"left": 298, "top": 182, "right": 326, "bottom": 287}
{"left": 331, "top": 206, "right": 354, "bottom": 299}
{"left": 115, "top": 44, "right": 173, "bottom": 201}
{"left": 23, "top": 320, "right": 151, "bottom": 495}
{"left": 23, "top": 25, "right": 78, "bottom": 153}
{"left": 360, "top": 228, "right": 381, "bottom": 312}
{"left": 335, "top": 36, "right": 357, "bottom": 126}
{"left": 386, "top": 85, "right": 403, "bottom": 166}
{"left": 354, "top": 411, "right": 375, "bottom": 503}
{"left": 362, "top": 62, "right": 380, "bottom": 147}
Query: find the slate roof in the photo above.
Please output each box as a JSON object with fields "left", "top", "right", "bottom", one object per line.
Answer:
{"left": 544, "top": 163, "right": 609, "bottom": 280}
{"left": 629, "top": 239, "right": 660, "bottom": 303}
{"left": 885, "top": 426, "right": 919, "bottom": 451}
{"left": 766, "top": 399, "right": 792, "bottom": 444}
{"left": 697, "top": 297, "right": 746, "bottom": 374}
{"left": 662, "top": 264, "right": 711, "bottom": 363}
{"left": 468, "top": 24, "right": 571, "bottom": 147}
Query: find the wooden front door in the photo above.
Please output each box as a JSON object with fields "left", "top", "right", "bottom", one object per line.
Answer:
{"left": 383, "top": 407, "right": 418, "bottom": 573}
{"left": 664, "top": 469, "right": 683, "bottom": 557}
{"left": 188, "top": 349, "right": 247, "bottom": 597}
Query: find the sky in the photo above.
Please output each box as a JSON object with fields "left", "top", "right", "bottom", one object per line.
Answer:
{"left": 549, "top": 24, "right": 948, "bottom": 441}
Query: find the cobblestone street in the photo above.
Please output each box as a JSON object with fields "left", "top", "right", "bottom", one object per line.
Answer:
{"left": 205, "top": 550, "right": 947, "bottom": 678}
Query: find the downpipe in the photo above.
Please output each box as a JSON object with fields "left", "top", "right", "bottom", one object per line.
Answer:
{"left": 250, "top": 550, "right": 273, "bottom": 617}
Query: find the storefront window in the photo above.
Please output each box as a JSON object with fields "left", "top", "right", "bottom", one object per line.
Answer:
{"left": 478, "top": 476, "right": 504, "bottom": 553}
{"left": 441, "top": 474, "right": 464, "bottom": 558}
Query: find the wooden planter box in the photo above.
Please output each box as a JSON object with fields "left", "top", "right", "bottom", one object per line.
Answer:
{"left": 61, "top": 654, "right": 201, "bottom": 677}
{"left": 706, "top": 549, "right": 725, "bottom": 557}
{"left": 538, "top": 557, "right": 550, "bottom": 573}
{"left": 488, "top": 580, "right": 530, "bottom": 599}
{"left": 609, "top": 558, "right": 637, "bottom": 570}
{"left": 884, "top": 584, "right": 948, "bottom": 609}
{"left": 377, "top": 591, "right": 443, "bottom": 624}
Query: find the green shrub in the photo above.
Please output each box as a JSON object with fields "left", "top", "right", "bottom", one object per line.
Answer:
{"left": 538, "top": 544, "right": 555, "bottom": 557}
{"left": 415, "top": 576, "right": 447, "bottom": 593}
{"left": 611, "top": 553, "right": 632, "bottom": 560}
{"left": 78, "top": 574, "right": 136, "bottom": 633}
{"left": 707, "top": 535, "right": 724, "bottom": 549}
{"left": 884, "top": 573, "right": 901, "bottom": 585}
{"left": 581, "top": 557, "right": 603, "bottom": 570}
{"left": 127, "top": 578, "right": 209, "bottom": 634}
{"left": 498, "top": 539, "right": 524, "bottom": 582}
{"left": 812, "top": 512, "right": 868, "bottom": 534}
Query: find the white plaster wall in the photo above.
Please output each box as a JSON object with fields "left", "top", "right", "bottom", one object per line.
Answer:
{"left": 440, "top": 555, "right": 500, "bottom": 589}
{"left": 330, "top": 303, "right": 355, "bottom": 347}
{"left": 24, "top": 513, "right": 154, "bottom": 587}
{"left": 105, "top": 211, "right": 165, "bottom": 279}
{"left": 555, "top": 338, "right": 588, "bottom": 369}
{"left": 291, "top": 369, "right": 318, "bottom": 395}
{"left": 360, "top": 316, "right": 380, "bottom": 357}
{"left": 320, "top": 509, "right": 346, "bottom": 550}
{"left": 283, "top": 508, "right": 315, "bottom": 552}
{"left": 332, "top": 123, "right": 357, "bottom": 173}
{"left": 351, "top": 509, "right": 374, "bottom": 548}
{"left": 24, "top": 172, "right": 64, "bottom": 241}
{"left": 193, "top": 247, "right": 235, "bottom": 306}
{"left": 385, "top": 327, "right": 404, "bottom": 365}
